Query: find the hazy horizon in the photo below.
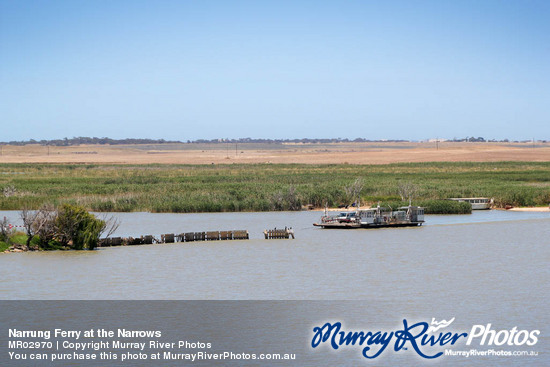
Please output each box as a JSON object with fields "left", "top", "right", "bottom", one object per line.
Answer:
{"left": 1, "top": 1, "right": 549, "bottom": 141}
{"left": 0, "top": 136, "right": 545, "bottom": 145}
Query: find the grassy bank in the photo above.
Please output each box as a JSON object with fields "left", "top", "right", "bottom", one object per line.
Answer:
{"left": 0, "top": 162, "right": 549, "bottom": 214}
{"left": 0, "top": 232, "right": 26, "bottom": 252}
{"left": 0, "top": 241, "right": 9, "bottom": 252}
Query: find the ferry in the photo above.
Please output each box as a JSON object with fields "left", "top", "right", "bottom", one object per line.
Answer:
{"left": 448, "top": 197, "right": 492, "bottom": 210}
{"left": 313, "top": 205, "right": 425, "bottom": 229}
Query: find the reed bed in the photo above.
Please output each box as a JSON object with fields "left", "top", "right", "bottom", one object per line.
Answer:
{"left": 0, "top": 162, "right": 548, "bottom": 214}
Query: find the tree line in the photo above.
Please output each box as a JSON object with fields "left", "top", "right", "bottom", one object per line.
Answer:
{"left": 0, "top": 137, "right": 179, "bottom": 146}
{"left": 2, "top": 136, "right": 543, "bottom": 146}
{"left": 1, "top": 136, "right": 409, "bottom": 146}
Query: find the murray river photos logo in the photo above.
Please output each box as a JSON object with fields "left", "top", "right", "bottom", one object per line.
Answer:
{"left": 311, "top": 318, "right": 540, "bottom": 360}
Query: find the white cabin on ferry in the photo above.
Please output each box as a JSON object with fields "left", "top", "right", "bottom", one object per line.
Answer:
{"left": 357, "top": 205, "right": 424, "bottom": 225}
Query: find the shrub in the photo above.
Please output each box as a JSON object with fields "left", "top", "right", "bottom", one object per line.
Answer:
{"left": 56, "top": 204, "right": 106, "bottom": 250}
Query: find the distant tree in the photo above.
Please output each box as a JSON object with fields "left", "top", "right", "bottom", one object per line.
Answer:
{"left": 398, "top": 181, "right": 419, "bottom": 202}
{"left": 344, "top": 178, "right": 364, "bottom": 206}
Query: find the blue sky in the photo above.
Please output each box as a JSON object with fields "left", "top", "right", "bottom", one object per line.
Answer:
{"left": 1, "top": 0, "right": 549, "bottom": 141}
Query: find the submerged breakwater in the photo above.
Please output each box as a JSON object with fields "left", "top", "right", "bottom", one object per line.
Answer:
{"left": 99, "top": 227, "right": 295, "bottom": 247}
{"left": 100, "top": 230, "right": 250, "bottom": 247}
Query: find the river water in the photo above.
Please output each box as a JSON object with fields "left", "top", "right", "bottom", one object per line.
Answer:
{"left": 1, "top": 210, "right": 548, "bottom": 366}
{"left": 1, "top": 209, "right": 548, "bottom": 301}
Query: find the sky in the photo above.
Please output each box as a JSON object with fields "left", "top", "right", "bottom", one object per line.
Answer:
{"left": 1, "top": 0, "right": 549, "bottom": 141}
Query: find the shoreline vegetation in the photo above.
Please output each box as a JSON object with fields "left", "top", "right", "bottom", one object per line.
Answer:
{"left": 1, "top": 162, "right": 549, "bottom": 215}
{"left": 1, "top": 204, "right": 117, "bottom": 253}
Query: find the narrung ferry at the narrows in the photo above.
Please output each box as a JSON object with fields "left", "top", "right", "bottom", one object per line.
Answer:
{"left": 313, "top": 204, "right": 425, "bottom": 229}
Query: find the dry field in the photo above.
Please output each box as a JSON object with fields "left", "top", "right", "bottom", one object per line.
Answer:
{"left": 0, "top": 141, "right": 549, "bottom": 165}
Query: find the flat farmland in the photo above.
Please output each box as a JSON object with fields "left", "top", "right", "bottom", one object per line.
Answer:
{"left": 1, "top": 141, "right": 549, "bottom": 165}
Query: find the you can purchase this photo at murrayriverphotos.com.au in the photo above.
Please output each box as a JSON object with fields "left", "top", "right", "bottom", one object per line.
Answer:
{"left": 1, "top": 1, "right": 549, "bottom": 366}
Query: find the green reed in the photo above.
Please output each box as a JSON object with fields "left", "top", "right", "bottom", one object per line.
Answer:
{"left": 0, "top": 162, "right": 548, "bottom": 214}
